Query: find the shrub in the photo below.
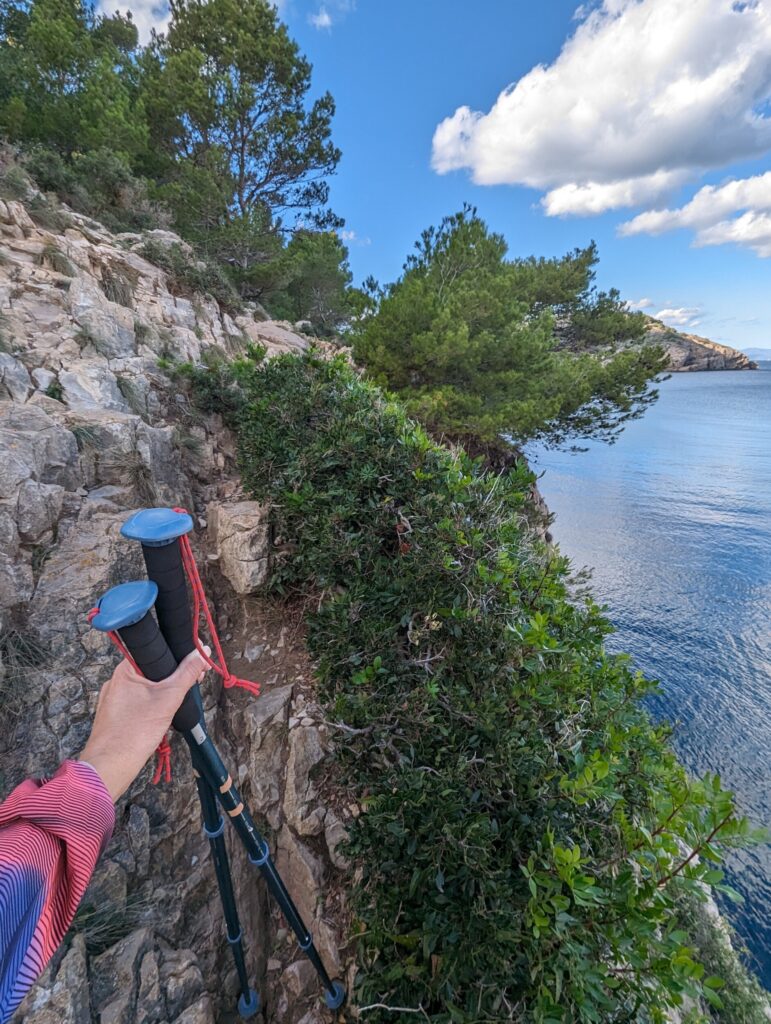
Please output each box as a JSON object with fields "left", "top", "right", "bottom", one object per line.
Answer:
{"left": 101, "top": 265, "right": 134, "bottom": 307}
{"left": 27, "top": 192, "right": 69, "bottom": 231}
{"left": 138, "top": 238, "right": 242, "bottom": 315}
{"left": 233, "top": 351, "right": 762, "bottom": 1023}
{"left": 0, "top": 164, "right": 29, "bottom": 201}
{"left": 36, "top": 242, "right": 75, "bottom": 277}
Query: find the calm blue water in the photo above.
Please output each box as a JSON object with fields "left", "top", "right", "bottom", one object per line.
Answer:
{"left": 529, "top": 367, "right": 771, "bottom": 988}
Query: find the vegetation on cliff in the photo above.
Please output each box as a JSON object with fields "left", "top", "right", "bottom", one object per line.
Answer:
{"left": 181, "top": 347, "right": 764, "bottom": 1023}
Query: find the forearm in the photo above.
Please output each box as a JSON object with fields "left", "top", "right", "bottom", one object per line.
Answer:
{"left": 0, "top": 760, "right": 114, "bottom": 1023}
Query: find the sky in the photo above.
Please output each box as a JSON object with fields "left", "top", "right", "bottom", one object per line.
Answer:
{"left": 106, "top": 0, "right": 771, "bottom": 353}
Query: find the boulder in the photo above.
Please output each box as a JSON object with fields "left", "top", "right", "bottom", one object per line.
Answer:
{"left": 207, "top": 500, "right": 270, "bottom": 594}
{"left": 0, "top": 351, "right": 31, "bottom": 402}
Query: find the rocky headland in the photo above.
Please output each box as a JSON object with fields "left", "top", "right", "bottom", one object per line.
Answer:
{"left": 644, "top": 318, "right": 757, "bottom": 372}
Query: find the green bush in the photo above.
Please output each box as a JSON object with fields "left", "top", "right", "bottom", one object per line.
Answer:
{"left": 232, "top": 351, "right": 762, "bottom": 1023}
{"left": 138, "top": 238, "right": 242, "bottom": 315}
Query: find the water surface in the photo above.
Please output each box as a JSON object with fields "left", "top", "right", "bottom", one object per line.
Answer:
{"left": 529, "top": 367, "right": 771, "bottom": 986}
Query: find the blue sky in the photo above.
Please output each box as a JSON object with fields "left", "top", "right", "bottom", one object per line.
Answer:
{"left": 119, "top": 0, "right": 771, "bottom": 352}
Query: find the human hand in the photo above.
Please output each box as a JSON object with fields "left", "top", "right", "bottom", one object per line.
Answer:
{"left": 79, "top": 648, "right": 209, "bottom": 801}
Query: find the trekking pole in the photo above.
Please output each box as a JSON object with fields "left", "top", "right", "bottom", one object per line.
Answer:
{"left": 91, "top": 509, "right": 346, "bottom": 1013}
{"left": 89, "top": 580, "right": 259, "bottom": 1020}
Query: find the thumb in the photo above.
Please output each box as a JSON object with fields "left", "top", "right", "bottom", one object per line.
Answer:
{"left": 168, "top": 646, "right": 211, "bottom": 692}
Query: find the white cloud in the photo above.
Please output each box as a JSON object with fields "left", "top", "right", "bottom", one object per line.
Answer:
{"left": 431, "top": 0, "right": 771, "bottom": 217}
{"left": 339, "top": 228, "right": 371, "bottom": 246}
{"left": 654, "top": 306, "right": 703, "bottom": 328}
{"left": 99, "top": 1, "right": 169, "bottom": 42}
{"left": 629, "top": 297, "right": 654, "bottom": 310}
{"left": 100, "top": 0, "right": 288, "bottom": 44}
{"left": 309, "top": 5, "right": 332, "bottom": 29}
{"left": 308, "top": 0, "right": 354, "bottom": 30}
{"left": 618, "top": 170, "right": 771, "bottom": 255}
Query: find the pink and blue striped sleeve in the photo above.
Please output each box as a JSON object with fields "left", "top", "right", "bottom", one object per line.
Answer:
{"left": 0, "top": 760, "right": 115, "bottom": 1023}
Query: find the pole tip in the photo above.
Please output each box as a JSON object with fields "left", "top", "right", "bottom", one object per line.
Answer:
{"left": 238, "top": 989, "right": 260, "bottom": 1019}
{"left": 324, "top": 981, "right": 347, "bottom": 1011}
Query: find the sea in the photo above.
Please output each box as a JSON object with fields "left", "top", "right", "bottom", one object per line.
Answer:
{"left": 528, "top": 364, "right": 771, "bottom": 989}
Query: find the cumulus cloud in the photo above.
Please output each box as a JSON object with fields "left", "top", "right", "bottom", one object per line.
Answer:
{"left": 431, "top": 0, "right": 771, "bottom": 217}
{"left": 628, "top": 297, "right": 654, "bottom": 310}
{"left": 618, "top": 170, "right": 771, "bottom": 255}
{"left": 654, "top": 307, "right": 703, "bottom": 328}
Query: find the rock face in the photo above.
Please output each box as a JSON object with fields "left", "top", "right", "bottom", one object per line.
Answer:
{"left": 644, "top": 320, "right": 758, "bottom": 372}
{"left": 0, "top": 192, "right": 350, "bottom": 1024}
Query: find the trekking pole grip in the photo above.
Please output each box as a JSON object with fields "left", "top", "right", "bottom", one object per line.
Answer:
{"left": 89, "top": 580, "right": 200, "bottom": 730}
{"left": 121, "top": 508, "right": 195, "bottom": 663}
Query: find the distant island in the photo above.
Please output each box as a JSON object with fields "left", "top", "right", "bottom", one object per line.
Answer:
{"left": 644, "top": 317, "right": 758, "bottom": 371}
{"left": 742, "top": 347, "right": 771, "bottom": 361}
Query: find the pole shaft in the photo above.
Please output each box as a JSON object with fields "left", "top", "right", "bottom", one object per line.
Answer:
{"left": 190, "top": 749, "right": 252, "bottom": 998}
{"left": 185, "top": 725, "right": 338, "bottom": 996}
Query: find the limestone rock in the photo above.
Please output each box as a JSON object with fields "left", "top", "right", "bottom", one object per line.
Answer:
{"left": 16, "top": 933, "right": 91, "bottom": 1024}
{"left": 91, "top": 927, "right": 153, "bottom": 1016}
{"left": 68, "top": 277, "right": 136, "bottom": 360}
{"left": 324, "top": 811, "right": 351, "bottom": 871}
{"left": 59, "top": 361, "right": 128, "bottom": 412}
{"left": 240, "top": 683, "right": 293, "bottom": 828}
{"left": 84, "top": 858, "right": 128, "bottom": 918}
{"left": 31, "top": 367, "right": 56, "bottom": 393}
{"left": 16, "top": 479, "right": 65, "bottom": 543}
{"left": 645, "top": 321, "right": 758, "bottom": 372}
{"left": 0, "top": 551, "right": 33, "bottom": 618}
{"left": 171, "top": 995, "right": 215, "bottom": 1024}
{"left": 283, "top": 726, "right": 327, "bottom": 836}
{"left": 27, "top": 510, "right": 144, "bottom": 652}
{"left": 0, "top": 403, "right": 79, "bottom": 495}
{"left": 160, "top": 948, "right": 207, "bottom": 1020}
{"left": 275, "top": 827, "right": 325, "bottom": 926}
{"left": 207, "top": 500, "right": 270, "bottom": 594}
{"left": 0, "top": 351, "right": 31, "bottom": 402}
{"left": 136, "top": 950, "right": 164, "bottom": 1023}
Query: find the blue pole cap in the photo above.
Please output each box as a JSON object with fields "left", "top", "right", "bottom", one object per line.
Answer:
{"left": 90, "top": 581, "right": 158, "bottom": 632}
{"left": 324, "top": 981, "right": 346, "bottom": 1010}
{"left": 237, "top": 989, "right": 260, "bottom": 1019}
{"left": 121, "top": 508, "right": 194, "bottom": 547}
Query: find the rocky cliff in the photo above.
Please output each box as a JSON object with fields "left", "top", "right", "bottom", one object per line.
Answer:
{"left": 644, "top": 318, "right": 757, "bottom": 372}
{"left": 0, "top": 195, "right": 352, "bottom": 1023}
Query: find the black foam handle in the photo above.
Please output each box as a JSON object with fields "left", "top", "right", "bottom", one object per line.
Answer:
{"left": 118, "top": 611, "right": 201, "bottom": 732}
{"left": 140, "top": 541, "right": 195, "bottom": 663}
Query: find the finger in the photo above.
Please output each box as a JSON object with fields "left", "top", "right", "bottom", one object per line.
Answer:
{"left": 164, "top": 647, "right": 209, "bottom": 692}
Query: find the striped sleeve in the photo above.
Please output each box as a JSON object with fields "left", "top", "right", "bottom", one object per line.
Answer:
{"left": 0, "top": 760, "right": 115, "bottom": 1023}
